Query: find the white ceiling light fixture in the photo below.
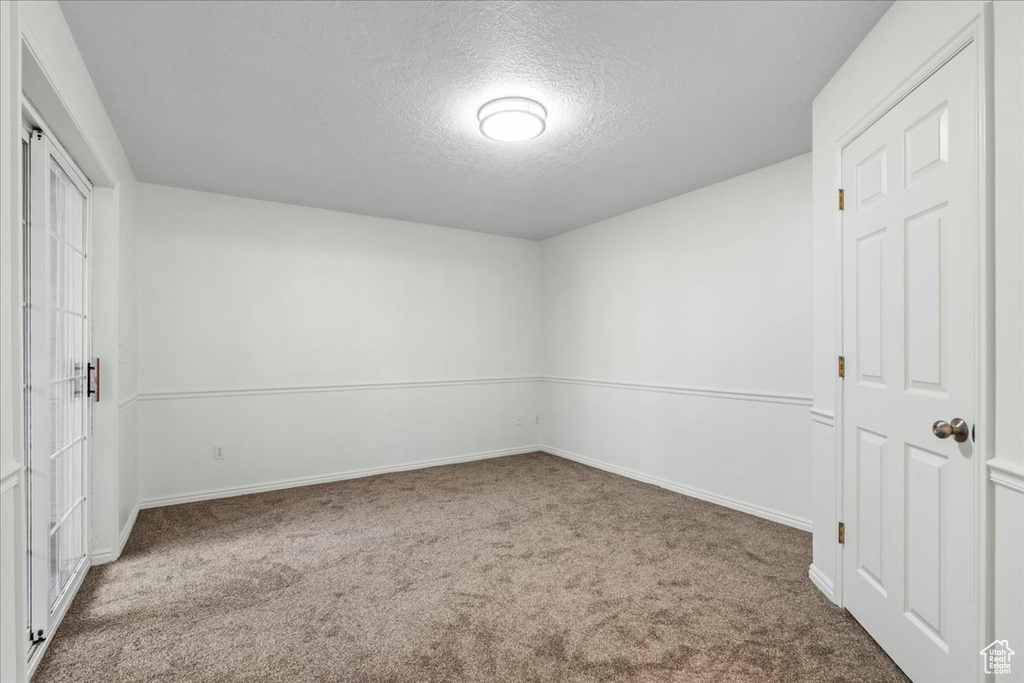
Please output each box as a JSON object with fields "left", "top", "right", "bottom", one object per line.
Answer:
{"left": 478, "top": 97, "right": 547, "bottom": 142}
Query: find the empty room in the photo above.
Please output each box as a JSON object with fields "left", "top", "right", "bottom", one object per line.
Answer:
{"left": 1, "top": 1, "right": 1023, "bottom": 681}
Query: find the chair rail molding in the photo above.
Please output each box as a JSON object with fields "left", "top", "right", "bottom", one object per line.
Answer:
{"left": 810, "top": 407, "right": 836, "bottom": 427}
{"left": 988, "top": 458, "right": 1024, "bottom": 494}
{"left": 117, "top": 394, "right": 139, "bottom": 410}
{"left": 138, "top": 376, "right": 544, "bottom": 401}
{"left": 0, "top": 462, "right": 22, "bottom": 494}
{"left": 138, "top": 376, "right": 812, "bottom": 408}
{"left": 542, "top": 376, "right": 812, "bottom": 407}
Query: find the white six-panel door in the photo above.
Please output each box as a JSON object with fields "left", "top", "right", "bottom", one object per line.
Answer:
{"left": 841, "top": 42, "right": 978, "bottom": 683}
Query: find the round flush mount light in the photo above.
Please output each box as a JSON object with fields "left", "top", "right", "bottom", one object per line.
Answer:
{"left": 478, "top": 97, "right": 547, "bottom": 142}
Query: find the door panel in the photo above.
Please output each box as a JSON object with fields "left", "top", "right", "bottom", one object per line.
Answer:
{"left": 856, "top": 229, "right": 886, "bottom": 384}
{"left": 856, "top": 427, "right": 886, "bottom": 593}
{"left": 26, "top": 130, "right": 91, "bottom": 644}
{"left": 905, "top": 206, "right": 945, "bottom": 392}
{"left": 905, "top": 444, "right": 946, "bottom": 643}
{"left": 841, "top": 43, "right": 977, "bottom": 683}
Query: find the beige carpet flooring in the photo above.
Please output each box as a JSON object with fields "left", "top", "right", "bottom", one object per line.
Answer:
{"left": 35, "top": 452, "right": 907, "bottom": 682}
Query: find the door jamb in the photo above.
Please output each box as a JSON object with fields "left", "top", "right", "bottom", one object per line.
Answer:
{"left": 829, "top": 11, "right": 993, "bottom": 679}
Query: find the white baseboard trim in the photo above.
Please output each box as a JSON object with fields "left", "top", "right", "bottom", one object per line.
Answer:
{"left": 91, "top": 503, "right": 140, "bottom": 565}
{"left": 139, "top": 445, "right": 544, "bottom": 509}
{"left": 121, "top": 504, "right": 140, "bottom": 551}
{"left": 540, "top": 445, "right": 813, "bottom": 532}
{"left": 809, "top": 563, "right": 838, "bottom": 604}
{"left": 91, "top": 548, "right": 116, "bottom": 565}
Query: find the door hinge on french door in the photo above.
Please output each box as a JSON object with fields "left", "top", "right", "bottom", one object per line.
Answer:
{"left": 838, "top": 188, "right": 845, "bottom": 211}
{"left": 838, "top": 522, "right": 845, "bottom": 544}
{"left": 838, "top": 356, "right": 845, "bottom": 378}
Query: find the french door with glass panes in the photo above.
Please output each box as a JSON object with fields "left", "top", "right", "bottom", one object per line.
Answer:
{"left": 24, "top": 128, "right": 93, "bottom": 647}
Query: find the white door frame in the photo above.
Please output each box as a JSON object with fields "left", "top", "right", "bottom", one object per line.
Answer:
{"left": 829, "top": 14, "right": 993, "bottom": 679}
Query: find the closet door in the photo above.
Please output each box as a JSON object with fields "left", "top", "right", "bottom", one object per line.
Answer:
{"left": 840, "top": 42, "right": 978, "bottom": 683}
{"left": 25, "top": 129, "right": 92, "bottom": 645}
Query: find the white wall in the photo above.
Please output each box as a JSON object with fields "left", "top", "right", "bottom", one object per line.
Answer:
{"left": 136, "top": 184, "right": 542, "bottom": 504}
{"left": 993, "top": 0, "right": 1024, "bottom": 470}
{"left": 118, "top": 162, "right": 139, "bottom": 545}
{"left": 1, "top": 3, "right": 26, "bottom": 680}
{"left": 541, "top": 154, "right": 813, "bottom": 529}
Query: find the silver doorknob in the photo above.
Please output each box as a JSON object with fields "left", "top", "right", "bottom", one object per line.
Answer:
{"left": 933, "top": 418, "right": 970, "bottom": 443}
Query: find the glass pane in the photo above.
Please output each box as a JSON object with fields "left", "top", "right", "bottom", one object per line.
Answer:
{"left": 32, "top": 145, "right": 91, "bottom": 619}
{"left": 67, "top": 186, "right": 80, "bottom": 252}
{"left": 48, "top": 168, "right": 58, "bottom": 238}
{"left": 70, "top": 253, "right": 84, "bottom": 315}
{"left": 49, "top": 447, "right": 59, "bottom": 526}
{"left": 73, "top": 440, "right": 83, "bottom": 504}
{"left": 49, "top": 529, "right": 59, "bottom": 606}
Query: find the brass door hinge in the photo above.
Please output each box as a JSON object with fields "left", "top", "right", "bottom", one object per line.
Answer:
{"left": 838, "top": 189, "right": 845, "bottom": 211}
{"left": 838, "top": 355, "right": 845, "bottom": 379}
{"left": 838, "top": 522, "right": 845, "bottom": 544}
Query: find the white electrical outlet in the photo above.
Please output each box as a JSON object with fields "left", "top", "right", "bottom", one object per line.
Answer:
{"left": 514, "top": 414, "right": 523, "bottom": 426}
{"left": 214, "top": 445, "right": 225, "bottom": 460}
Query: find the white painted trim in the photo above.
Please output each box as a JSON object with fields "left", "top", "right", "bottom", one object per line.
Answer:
{"left": 19, "top": 22, "right": 115, "bottom": 187}
{"left": 90, "top": 549, "right": 115, "bottom": 565}
{"left": 810, "top": 407, "right": 836, "bottom": 427}
{"left": 120, "top": 504, "right": 139, "bottom": 550}
{"left": 809, "top": 563, "right": 837, "bottom": 604}
{"left": 117, "top": 394, "right": 138, "bottom": 410}
{"left": 0, "top": 462, "right": 21, "bottom": 494}
{"left": 542, "top": 376, "right": 813, "bottom": 407}
{"left": 21, "top": 98, "right": 91, "bottom": 192}
{"left": 988, "top": 459, "right": 1024, "bottom": 495}
{"left": 139, "top": 445, "right": 543, "bottom": 509}
{"left": 138, "top": 376, "right": 544, "bottom": 402}
{"left": 540, "top": 445, "right": 813, "bottom": 532}
{"left": 91, "top": 503, "right": 138, "bottom": 565}
{"left": 137, "top": 377, "right": 811, "bottom": 408}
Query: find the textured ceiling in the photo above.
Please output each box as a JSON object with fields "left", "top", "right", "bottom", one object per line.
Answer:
{"left": 60, "top": 0, "right": 890, "bottom": 239}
